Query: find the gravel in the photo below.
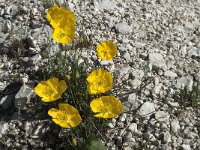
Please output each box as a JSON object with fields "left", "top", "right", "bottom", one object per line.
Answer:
{"left": 0, "top": 0, "right": 200, "bottom": 149}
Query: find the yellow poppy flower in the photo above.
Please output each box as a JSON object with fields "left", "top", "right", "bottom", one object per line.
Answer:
{"left": 48, "top": 103, "right": 82, "bottom": 128}
{"left": 52, "top": 24, "right": 75, "bottom": 44}
{"left": 96, "top": 40, "right": 118, "bottom": 60}
{"left": 86, "top": 69, "right": 112, "bottom": 94}
{"left": 90, "top": 96, "right": 123, "bottom": 119}
{"left": 46, "top": 6, "right": 76, "bottom": 44}
{"left": 34, "top": 77, "right": 67, "bottom": 102}
{"left": 46, "top": 6, "right": 76, "bottom": 29}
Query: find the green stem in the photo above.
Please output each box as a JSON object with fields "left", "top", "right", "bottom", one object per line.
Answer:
{"left": 72, "top": 41, "right": 78, "bottom": 98}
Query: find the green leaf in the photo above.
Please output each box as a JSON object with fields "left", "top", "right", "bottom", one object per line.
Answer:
{"left": 84, "top": 138, "right": 107, "bottom": 150}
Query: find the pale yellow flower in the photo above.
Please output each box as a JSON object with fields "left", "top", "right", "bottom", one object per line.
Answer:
{"left": 86, "top": 69, "right": 112, "bottom": 94}
{"left": 96, "top": 40, "right": 118, "bottom": 60}
{"left": 48, "top": 103, "right": 82, "bottom": 128}
{"left": 90, "top": 96, "right": 123, "bottom": 119}
{"left": 34, "top": 77, "right": 67, "bottom": 102}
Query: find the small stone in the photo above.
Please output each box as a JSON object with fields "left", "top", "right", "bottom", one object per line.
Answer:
{"left": 15, "top": 84, "right": 33, "bottom": 110}
{"left": 0, "top": 81, "right": 7, "bottom": 91}
{"left": 181, "top": 144, "right": 191, "bottom": 150}
{"left": 100, "top": 60, "right": 109, "bottom": 65}
{"left": 128, "top": 123, "right": 137, "bottom": 133}
{"left": 184, "top": 22, "right": 194, "bottom": 31}
{"left": 123, "top": 52, "right": 131, "bottom": 61}
{"left": 161, "top": 144, "right": 170, "bottom": 150}
{"left": 108, "top": 123, "right": 114, "bottom": 128}
{"left": 0, "top": 94, "right": 15, "bottom": 110}
{"left": 46, "top": 45, "right": 59, "bottom": 56}
{"left": 32, "top": 124, "right": 49, "bottom": 139}
{"left": 168, "top": 101, "right": 179, "bottom": 107}
{"left": 167, "top": 88, "right": 175, "bottom": 97}
{"left": 130, "top": 69, "right": 144, "bottom": 80}
{"left": 28, "top": 54, "right": 42, "bottom": 65}
{"left": 153, "top": 83, "right": 162, "bottom": 94}
{"left": 188, "top": 47, "right": 200, "bottom": 57}
{"left": 184, "top": 127, "right": 191, "bottom": 135}
{"left": 161, "top": 123, "right": 168, "bottom": 129}
{"left": 139, "top": 102, "right": 155, "bottom": 116}
{"left": 118, "top": 65, "right": 131, "bottom": 79}
{"left": 179, "top": 45, "right": 187, "bottom": 57}
{"left": 176, "top": 76, "right": 193, "bottom": 90}
{"left": 0, "top": 33, "right": 9, "bottom": 44}
{"left": 95, "top": 0, "right": 116, "bottom": 10}
{"left": 164, "top": 70, "right": 177, "bottom": 78}
{"left": 162, "top": 131, "right": 171, "bottom": 144}
{"left": 116, "top": 137, "right": 123, "bottom": 146}
{"left": 187, "top": 132, "right": 199, "bottom": 139}
{"left": 155, "top": 111, "right": 169, "bottom": 122}
{"left": 3, "top": 20, "right": 12, "bottom": 33}
{"left": 128, "top": 93, "right": 136, "bottom": 104}
{"left": 0, "top": 122, "right": 9, "bottom": 135}
{"left": 122, "top": 101, "right": 132, "bottom": 111}
{"left": 135, "top": 42, "right": 146, "bottom": 48}
{"left": 128, "top": 94, "right": 141, "bottom": 109}
{"left": 149, "top": 53, "right": 167, "bottom": 70}
{"left": 171, "top": 120, "right": 180, "bottom": 133}
{"left": 129, "top": 79, "right": 142, "bottom": 89}
{"left": 115, "top": 22, "right": 132, "bottom": 34}
{"left": 119, "top": 114, "right": 126, "bottom": 122}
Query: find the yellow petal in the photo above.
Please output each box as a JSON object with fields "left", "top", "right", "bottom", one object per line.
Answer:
{"left": 52, "top": 118, "right": 71, "bottom": 128}
{"left": 46, "top": 77, "right": 59, "bottom": 91}
{"left": 86, "top": 69, "right": 113, "bottom": 94}
{"left": 67, "top": 114, "right": 82, "bottom": 127}
{"left": 52, "top": 26, "right": 75, "bottom": 44}
{"left": 47, "top": 6, "right": 76, "bottom": 29}
{"left": 34, "top": 82, "right": 48, "bottom": 97}
{"left": 48, "top": 103, "right": 82, "bottom": 128}
{"left": 90, "top": 96, "right": 123, "bottom": 119}
{"left": 94, "top": 112, "right": 116, "bottom": 119}
{"left": 96, "top": 40, "right": 118, "bottom": 60}
{"left": 58, "top": 80, "right": 67, "bottom": 93}
{"left": 58, "top": 103, "right": 78, "bottom": 114}
{"left": 48, "top": 108, "right": 60, "bottom": 118}
{"left": 90, "top": 98, "right": 104, "bottom": 113}
{"left": 41, "top": 94, "right": 61, "bottom": 102}
{"left": 34, "top": 77, "right": 67, "bottom": 102}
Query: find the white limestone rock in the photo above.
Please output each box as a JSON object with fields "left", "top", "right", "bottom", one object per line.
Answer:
{"left": 139, "top": 102, "right": 155, "bottom": 116}
{"left": 115, "top": 22, "right": 132, "bottom": 34}
{"left": 155, "top": 111, "right": 169, "bottom": 122}
{"left": 149, "top": 53, "right": 167, "bottom": 70}
{"left": 176, "top": 76, "right": 193, "bottom": 90}
{"left": 171, "top": 120, "right": 180, "bottom": 133}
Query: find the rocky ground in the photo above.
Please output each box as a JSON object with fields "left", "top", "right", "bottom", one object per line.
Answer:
{"left": 0, "top": 0, "right": 200, "bottom": 149}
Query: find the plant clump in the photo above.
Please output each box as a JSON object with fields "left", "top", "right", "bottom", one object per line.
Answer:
{"left": 33, "top": 2, "right": 124, "bottom": 149}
